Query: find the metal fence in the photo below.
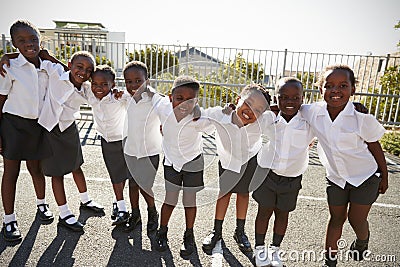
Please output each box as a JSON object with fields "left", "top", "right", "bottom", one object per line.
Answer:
{"left": 2, "top": 34, "right": 399, "bottom": 126}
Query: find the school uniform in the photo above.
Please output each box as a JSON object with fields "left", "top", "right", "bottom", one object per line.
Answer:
{"left": 253, "top": 111, "right": 315, "bottom": 211}
{"left": 0, "top": 54, "right": 51, "bottom": 160}
{"left": 124, "top": 88, "right": 162, "bottom": 190}
{"left": 38, "top": 62, "right": 91, "bottom": 176}
{"left": 300, "top": 101, "right": 386, "bottom": 205}
{"left": 204, "top": 107, "right": 273, "bottom": 195}
{"left": 152, "top": 94, "right": 214, "bottom": 192}
{"left": 88, "top": 90, "right": 131, "bottom": 184}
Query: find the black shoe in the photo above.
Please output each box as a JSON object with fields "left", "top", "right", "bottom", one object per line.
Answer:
{"left": 349, "top": 240, "right": 368, "bottom": 261}
{"left": 180, "top": 230, "right": 195, "bottom": 256}
{"left": 233, "top": 230, "right": 252, "bottom": 252}
{"left": 80, "top": 200, "right": 105, "bottom": 213}
{"left": 147, "top": 209, "right": 159, "bottom": 233}
{"left": 37, "top": 204, "right": 54, "bottom": 221}
{"left": 2, "top": 221, "right": 22, "bottom": 242}
{"left": 112, "top": 211, "right": 129, "bottom": 226}
{"left": 202, "top": 230, "right": 222, "bottom": 251}
{"left": 323, "top": 257, "right": 338, "bottom": 267}
{"left": 111, "top": 203, "right": 118, "bottom": 220}
{"left": 124, "top": 212, "right": 142, "bottom": 232}
{"left": 58, "top": 215, "right": 84, "bottom": 232}
{"left": 155, "top": 228, "right": 168, "bottom": 252}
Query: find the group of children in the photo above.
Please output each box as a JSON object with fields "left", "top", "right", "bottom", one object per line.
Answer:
{"left": 0, "top": 20, "right": 389, "bottom": 267}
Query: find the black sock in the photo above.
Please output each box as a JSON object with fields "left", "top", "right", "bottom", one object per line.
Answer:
{"left": 255, "top": 233, "right": 266, "bottom": 247}
{"left": 185, "top": 227, "right": 194, "bottom": 236}
{"left": 131, "top": 207, "right": 140, "bottom": 217}
{"left": 159, "top": 225, "right": 168, "bottom": 233}
{"left": 147, "top": 205, "right": 157, "bottom": 214}
{"left": 325, "top": 252, "right": 337, "bottom": 267}
{"left": 214, "top": 219, "right": 223, "bottom": 234}
{"left": 272, "top": 233, "right": 284, "bottom": 247}
{"left": 236, "top": 218, "right": 245, "bottom": 232}
{"left": 354, "top": 235, "right": 369, "bottom": 250}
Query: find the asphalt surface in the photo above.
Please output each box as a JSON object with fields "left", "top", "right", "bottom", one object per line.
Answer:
{"left": 0, "top": 115, "right": 399, "bottom": 267}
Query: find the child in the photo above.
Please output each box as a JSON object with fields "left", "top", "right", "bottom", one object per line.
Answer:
{"left": 148, "top": 76, "right": 214, "bottom": 256}
{"left": 0, "top": 20, "right": 54, "bottom": 241}
{"left": 301, "top": 65, "right": 388, "bottom": 267}
{"left": 87, "top": 65, "right": 133, "bottom": 226}
{"left": 38, "top": 51, "right": 104, "bottom": 232}
{"left": 252, "top": 77, "right": 314, "bottom": 267}
{"left": 122, "top": 61, "right": 161, "bottom": 233}
{"left": 202, "top": 84, "right": 271, "bottom": 254}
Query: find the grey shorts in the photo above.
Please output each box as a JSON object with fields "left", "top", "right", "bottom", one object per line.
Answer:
{"left": 326, "top": 174, "right": 380, "bottom": 206}
{"left": 125, "top": 154, "right": 159, "bottom": 190}
{"left": 252, "top": 167, "right": 302, "bottom": 212}
{"left": 163, "top": 154, "right": 204, "bottom": 192}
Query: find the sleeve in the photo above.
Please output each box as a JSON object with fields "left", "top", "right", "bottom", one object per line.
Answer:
{"left": 259, "top": 111, "right": 276, "bottom": 135}
{"left": 0, "top": 68, "right": 12, "bottom": 95}
{"left": 359, "top": 114, "right": 386, "bottom": 142}
{"left": 41, "top": 60, "right": 65, "bottom": 77}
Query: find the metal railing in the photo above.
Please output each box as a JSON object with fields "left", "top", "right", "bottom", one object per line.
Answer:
{"left": 2, "top": 34, "right": 399, "bottom": 126}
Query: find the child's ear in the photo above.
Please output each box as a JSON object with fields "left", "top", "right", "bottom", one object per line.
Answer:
{"left": 169, "top": 93, "right": 172, "bottom": 102}
{"left": 68, "top": 61, "right": 72, "bottom": 69}
{"left": 319, "top": 87, "right": 323, "bottom": 95}
{"left": 351, "top": 86, "right": 356, "bottom": 96}
{"left": 235, "top": 96, "right": 240, "bottom": 104}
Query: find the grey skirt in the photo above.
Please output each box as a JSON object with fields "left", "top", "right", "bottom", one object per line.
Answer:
{"left": 42, "top": 122, "right": 83, "bottom": 177}
{"left": 101, "top": 138, "right": 131, "bottom": 184}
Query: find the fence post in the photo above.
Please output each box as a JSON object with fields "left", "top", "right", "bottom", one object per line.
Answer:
{"left": 2, "top": 34, "right": 6, "bottom": 53}
{"left": 374, "top": 54, "right": 391, "bottom": 118}
{"left": 282, "top": 48, "right": 288, "bottom": 77}
{"left": 92, "top": 38, "right": 97, "bottom": 59}
{"left": 186, "top": 43, "right": 190, "bottom": 75}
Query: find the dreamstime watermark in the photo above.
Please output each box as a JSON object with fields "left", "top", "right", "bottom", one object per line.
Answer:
{"left": 256, "top": 238, "right": 397, "bottom": 264}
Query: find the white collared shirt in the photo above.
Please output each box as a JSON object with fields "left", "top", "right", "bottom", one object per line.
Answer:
{"left": 124, "top": 89, "right": 162, "bottom": 158}
{"left": 0, "top": 54, "right": 48, "bottom": 119}
{"left": 152, "top": 94, "right": 214, "bottom": 172}
{"left": 204, "top": 106, "right": 266, "bottom": 173}
{"left": 38, "top": 62, "right": 91, "bottom": 131}
{"left": 257, "top": 111, "right": 315, "bottom": 177}
{"left": 301, "top": 101, "right": 386, "bottom": 188}
{"left": 88, "top": 90, "right": 129, "bottom": 142}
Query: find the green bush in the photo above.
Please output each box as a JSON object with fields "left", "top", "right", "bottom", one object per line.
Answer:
{"left": 381, "top": 131, "right": 400, "bottom": 156}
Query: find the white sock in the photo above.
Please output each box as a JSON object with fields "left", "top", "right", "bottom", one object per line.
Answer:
{"left": 117, "top": 200, "right": 127, "bottom": 212}
{"left": 58, "top": 204, "right": 77, "bottom": 224}
{"left": 36, "top": 198, "right": 47, "bottom": 211}
{"left": 80, "top": 192, "right": 90, "bottom": 205}
{"left": 4, "top": 213, "right": 17, "bottom": 231}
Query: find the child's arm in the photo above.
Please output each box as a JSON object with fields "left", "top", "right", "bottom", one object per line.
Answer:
{"left": 0, "top": 94, "right": 8, "bottom": 153}
{"left": 39, "top": 50, "right": 69, "bottom": 72}
{"left": 0, "top": 53, "right": 18, "bottom": 77}
{"left": 367, "top": 141, "right": 389, "bottom": 194}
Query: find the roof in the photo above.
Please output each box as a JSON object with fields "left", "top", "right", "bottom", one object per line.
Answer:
{"left": 53, "top": 20, "right": 106, "bottom": 29}
{"left": 176, "top": 47, "right": 220, "bottom": 63}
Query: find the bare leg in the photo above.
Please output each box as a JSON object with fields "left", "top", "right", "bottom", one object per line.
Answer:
{"left": 236, "top": 193, "right": 249, "bottom": 220}
{"left": 1, "top": 159, "right": 21, "bottom": 214}
{"left": 215, "top": 192, "right": 232, "bottom": 220}
{"left": 26, "top": 160, "right": 46, "bottom": 200}
{"left": 51, "top": 176, "right": 67, "bottom": 206}
{"left": 72, "top": 167, "right": 87, "bottom": 193}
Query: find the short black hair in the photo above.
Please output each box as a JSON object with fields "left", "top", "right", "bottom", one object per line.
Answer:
{"left": 275, "top": 77, "right": 303, "bottom": 94}
{"left": 316, "top": 64, "right": 357, "bottom": 88}
{"left": 123, "top": 61, "right": 149, "bottom": 78}
{"left": 71, "top": 51, "right": 95, "bottom": 67}
{"left": 10, "top": 20, "right": 40, "bottom": 40}
{"left": 92, "top": 65, "right": 115, "bottom": 81}
{"left": 241, "top": 84, "right": 271, "bottom": 105}
{"left": 171, "top": 76, "right": 200, "bottom": 94}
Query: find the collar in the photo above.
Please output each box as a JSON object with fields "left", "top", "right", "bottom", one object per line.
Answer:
{"left": 275, "top": 111, "right": 302, "bottom": 124}
{"left": 315, "top": 101, "right": 354, "bottom": 117}
{"left": 15, "top": 53, "right": 44, "bottom": 69}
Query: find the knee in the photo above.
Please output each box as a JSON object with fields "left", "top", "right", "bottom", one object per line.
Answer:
{"left": 329, "top": 214, "right": 347, "bottom": 227}
{"left": 257, "top": 206, "right": 274, "bottom": 218}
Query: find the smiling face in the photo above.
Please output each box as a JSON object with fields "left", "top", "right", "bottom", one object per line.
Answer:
{"left": 169, "top": 86, "right": 198, "bottom": 121}
{"left": 11, "top": 26, "right": 40, "bottom": 65}
{"left": 277, "top": 82, "right": 303, "bottom": 122}
{"left": 320, "top": 69, "right": 355, "bottom": 116}
{"left": 124, "top": 67, "right": 148, "bottom": 96}
{"left": 235, "top": 90, "right": 268, "bottom": 125}
{"left": 69, "top": 56, "right": 94, "bottom": 89}
{"left": 91, "top": 71, "right": 115, "bottom": 100}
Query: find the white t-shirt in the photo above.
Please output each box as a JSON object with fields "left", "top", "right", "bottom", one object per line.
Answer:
{"left": 152, "top": 94, "right": 214, "bottom": 172}
{"left": 0, "top": 54, "right": 48, "bottom": 119}
{"left": 124, "top": 89, "right": 162, "bottom": 158}
{"left": 300, "top": 101, "right": 386, "bottom": 188}
{"left": 39, "top": 62, "right": 90, "bottom": 131}
{"left": 257, "top": 111, "right": 315, "bottom": 177}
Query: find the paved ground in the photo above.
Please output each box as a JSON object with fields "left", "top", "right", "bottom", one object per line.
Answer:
{"left": 0, "top": 116, "right": 399, "bottom": 267}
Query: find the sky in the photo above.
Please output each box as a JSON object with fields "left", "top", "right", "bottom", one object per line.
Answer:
{"left": 0, "top": 0, "right": 399, "bottom": 56}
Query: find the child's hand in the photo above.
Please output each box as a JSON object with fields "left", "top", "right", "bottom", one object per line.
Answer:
{"left": 270, "top": 104, "right": 279, "bottom": 115}
{"left": 222, "top": 103, "right": 235, "bottom": 115}
{"left": 39, "top": 49, "right": 52, "bottom": 61}
{"left": 378, "top": 172, "right": 388, "bottom": 194}
{"left": 353, "top": 102, "right": 368, "bottom": 114}
{"left": 0, "top": 54, "right": 11, "bottom": 77}
{"left": 112, "top": 89, "right": 124, "bottom": 99}
{"left": 133, "top": 81, "right": 149, "bottom": 102}
{"left": 192, "top": 104, "right": 201, "bottom": 121}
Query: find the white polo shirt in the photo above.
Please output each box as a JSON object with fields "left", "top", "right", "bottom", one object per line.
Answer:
{"left": 204, "top": 106, "right": 266, "bottom": 173}
{"left": 124, "top": 89, "right": 162, "bottom": 158}
{"left": 257, "top": 111, "right": 315, "bottom": 177}
{"left": 301, "top": 101, "right": 386, "bottom": 188}
{"left": 152, "top": 94, "right": 214, "bottom": 172}
{"left": 0, "top": 54, "right": 48, "bottom": 119}
{"left": 39, "top": 62, "right": 91, "bottom": 131}
{"left": 88, "top": 90, "right": 129, "bottom": 142}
